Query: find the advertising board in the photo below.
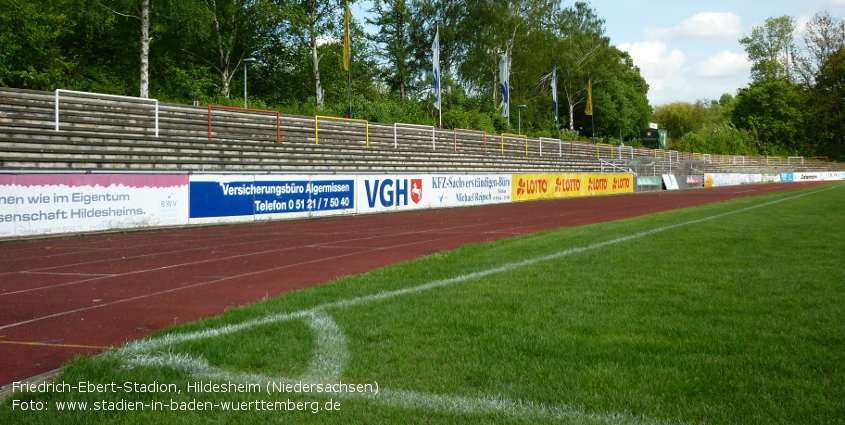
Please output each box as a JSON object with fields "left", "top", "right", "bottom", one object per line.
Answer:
{"left": 0, "top": 174, "right": 188, "bottom": 237}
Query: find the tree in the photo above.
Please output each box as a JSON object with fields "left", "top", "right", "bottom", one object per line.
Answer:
{"left": 367, "top": 0, "right": 412, "bottom": 100}
{"left": 94, "top": 0, "right": 152, "bottom": 97}
{"left": 549, "top": 2, "right": 615, "bottom": 132}
{"left": 0, "top": 0, "right": 77, "bottom": 89}
{"left": 795, "top": 11, "right": 845, "bottom": 87}
{"left": 805, "top": 46, "right": 845, "bottom": 159}
{"left": 739, "top": 16, "right": 796, "bottom": 83}
{"left": 406, "top": 0, "right": 466, "bottom": 109}
{"left": 280, "top": 0, "right": 350, "bottom": 109}
{"left": 731, "top": 80, "right": 803, "bottom": 155}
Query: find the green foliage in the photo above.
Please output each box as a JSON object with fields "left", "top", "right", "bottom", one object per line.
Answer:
{"left": 731, "top": 80, "right": 803, "bottom": 156}
{"left": 0, "top": 0, "right": 77, "bottom": 89}
{"left": 739, "top": 16, "right": 796, "bottom": 83}
{"left": 441, "top": 109, "right": 496, "bottom": 133}
{"left": 653, "top": 101, "right": 721, "bottom": 141}
{"left": 674, "top": 125, "right": 757, "bottom": 156}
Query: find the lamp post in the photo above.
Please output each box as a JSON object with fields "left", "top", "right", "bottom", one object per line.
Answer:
{"left": 517, "top": 105, "right": 526, "bottom": 135}
{"left": 243, "top": 57, "right": 257, "bottom": 109}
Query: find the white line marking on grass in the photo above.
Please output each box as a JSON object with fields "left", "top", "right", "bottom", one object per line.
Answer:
{"left": 113, "top": 186, "right": 839, "bottom": 423}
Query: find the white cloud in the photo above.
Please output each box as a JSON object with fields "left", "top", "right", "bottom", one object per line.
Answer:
{"left": 619, "top": 42, "right": 750, "bottom": 105}
{"left": 619, "top": 41, "right": 686, "bottom": 102}
{"left": 644, "top": 12, "right": 743, "bottom": 41}
{"left": 690, "top": 50, "right": 750, "bottom": 78}
{"left": 618, "top": 41, "right": 685, "bottom": 69}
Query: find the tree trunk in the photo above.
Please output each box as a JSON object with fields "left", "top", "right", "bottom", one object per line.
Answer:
{"left": 310, "top": 10, "right": 323, "bottom": 109}
{"left": 139, "top": 0, "right": 150, "bottom": 98}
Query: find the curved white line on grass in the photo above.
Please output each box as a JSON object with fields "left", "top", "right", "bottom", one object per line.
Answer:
{"left": 120, "top": 310, "right": 348, "bottom": 383}
{"left": 300, "top": 310, "right": 348, "bottom": 382}
{"left": 113, "top": 185, "right": 838, "bottom": 423}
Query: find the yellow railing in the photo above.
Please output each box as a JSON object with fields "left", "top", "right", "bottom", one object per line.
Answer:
{"left": 596, "top": 143, "right": 614, "bottom": 159}
{"left": 314, "top": 116, "right": 369, "bottom": 147}
{"left": 500, "top": 133, "right": 529, "bottom": 155}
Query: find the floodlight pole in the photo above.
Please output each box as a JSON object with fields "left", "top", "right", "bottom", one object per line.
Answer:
{"left": 517, "top": 104, "right": 526, "bottom": 135}
{"left": 243, "top": 57, "right": 257, "bottom": 109}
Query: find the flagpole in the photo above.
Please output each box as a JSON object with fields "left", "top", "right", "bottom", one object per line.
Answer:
{"left": 552, "top": 67, "right": 559, "bottom": 139}
{"left": 438, "top": 28, "right": 441, "bottom": 129}
{"left": 347, "top": 5, "right": 352, "bottom": 118}
{"left": 348, "top": 52, "right": 352, "bottom": 119}
{"left": 586, "top": 79, "right": 595, "bottom": 142}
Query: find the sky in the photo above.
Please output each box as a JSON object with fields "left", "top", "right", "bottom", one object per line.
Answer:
{"left": 589, "top": 0, "right": 845, "bottom": 105}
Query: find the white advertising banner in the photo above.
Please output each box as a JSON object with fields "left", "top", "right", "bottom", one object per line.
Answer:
{"left": 742, "top": 174, "right": 763, "bottom": 184}
{"left": 794, "top": 172, "right": 822, "bottom": 182}
{"left": 356, "top": 174, "right": 513, "bottom": 214}
{"left": 0, "top": 174, "right": 189, "bottom": 238}
{"left": 762, "top": 174, "right": 781, "bottom": 183}
{"left": 662, "top": 174, "right": 680, "bottom": 190}
{"left": 356, "top": 174, "right": 431, "bottom": 214}
{"left": 822, "top": 171, "right": 843, "bottom": 181}
{"left": 428, "top": 174, "right": 512, "bottom": 208}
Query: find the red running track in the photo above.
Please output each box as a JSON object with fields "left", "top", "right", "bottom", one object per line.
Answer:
{"left": 0, "top": 182, "right": 830, "bottom": 386}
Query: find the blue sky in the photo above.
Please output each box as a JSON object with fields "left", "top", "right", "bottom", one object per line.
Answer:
{"left": 591, "top": 0, "right": 845, "bottom": 105}
{"left": 353, "top": 1, "right": 845, "bottom": 106}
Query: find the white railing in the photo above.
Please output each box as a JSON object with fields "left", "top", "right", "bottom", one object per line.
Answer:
{"left": 55, "top": 89, "right": 159, "bottom": 137}
{"left": 668, "top": 150, "right": 680, "bottom": 163}
{"left": 37, "top": 89, "right": 821, "bottom": 170}
{"left": 394, "top": 123, "right": 436, "bottom": 150}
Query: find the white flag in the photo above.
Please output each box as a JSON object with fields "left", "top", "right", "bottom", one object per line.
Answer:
{"left": 552, "top": 68, "right": 558, "bottom": 127}
{"left": 499, "top": 54, "right": 509, "bottom": 118}
{"left": 432, "top": 27, "right": 441, "bottom": 110}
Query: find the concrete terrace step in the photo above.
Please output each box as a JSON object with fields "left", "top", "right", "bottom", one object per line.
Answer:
{"left": 0, "top": 130, "right": 606, "bottom": 173}
{"left": 0, "top": 87, "right": 636, "bottom": 174}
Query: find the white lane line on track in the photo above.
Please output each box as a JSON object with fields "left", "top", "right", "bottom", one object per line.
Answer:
{"left": 0, "top": 220, "right": 503, "bottom": 296}
{"left": 0, "top": 231, "right": 497, "bottom": 331}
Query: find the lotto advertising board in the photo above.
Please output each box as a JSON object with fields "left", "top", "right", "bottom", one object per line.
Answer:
{"left": 189, "top": 175, "right": 355, "bottom": 224}
{"left": 511, "top": 173, "right": 634, "bottom": 202}
{"left": 0, "top": 174, "right": 189, "bottom": 238}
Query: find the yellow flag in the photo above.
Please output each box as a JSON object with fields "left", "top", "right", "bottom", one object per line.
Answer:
{"left": 343, "top": 6, "right": 352, "bottom": 71}
{"left": 585, "top": 79, "right": 593, "bottom": 116}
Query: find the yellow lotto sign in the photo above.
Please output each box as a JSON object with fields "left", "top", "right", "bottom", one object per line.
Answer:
{"left": 511, "top": 173, "right": 634, "bottom": 202}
